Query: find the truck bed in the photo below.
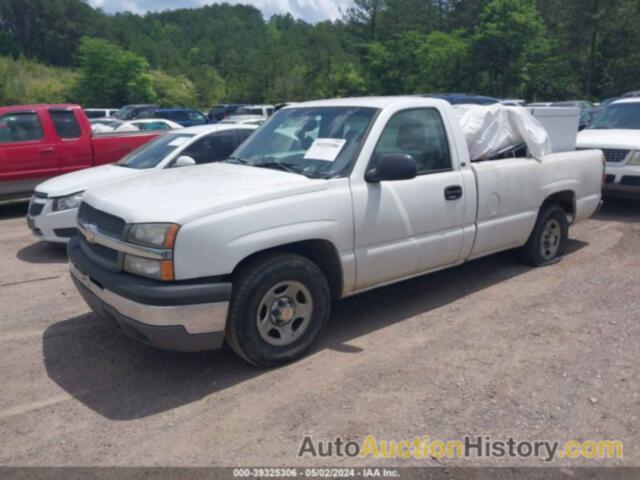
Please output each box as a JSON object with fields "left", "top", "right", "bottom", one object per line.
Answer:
{"left": 468, "top": 150, "right": 604, "bottom": 260}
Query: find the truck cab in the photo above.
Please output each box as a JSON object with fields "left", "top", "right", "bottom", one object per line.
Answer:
{"left": 0, "top": 104, "right": 160, "bottom": 202}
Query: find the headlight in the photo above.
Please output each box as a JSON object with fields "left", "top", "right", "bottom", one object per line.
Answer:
{"left": 124, "top": 255, "right": 174, "bottom": 281}
{"left": 53, "top": 191, "right": 84, "bottom": 211}
{"left": 124, "top": 223, "right": 179, "bottom": 281}
{"left": 128, "top": 223, "right": 179, "bottom": 248}
{"left": 627, "top": 151, "right": 640, "bottom": 166}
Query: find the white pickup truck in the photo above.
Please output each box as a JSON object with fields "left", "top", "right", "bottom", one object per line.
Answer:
{"left": 68, "top": 97, "right": 604, "bottom": 366}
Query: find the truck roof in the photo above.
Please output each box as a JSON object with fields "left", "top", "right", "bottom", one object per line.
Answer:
{"left": 289, "top": 96, "right": 447, "bottom": 110}
{"left": 0, "top": 103, "right": 81, "bottom": 112}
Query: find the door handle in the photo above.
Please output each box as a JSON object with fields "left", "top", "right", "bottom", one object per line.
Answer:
{"left": 39, "top": 147, "right": 55, "bottom": 156}
{"left": 444, "top": 185, "right": 463, "bottom": 200}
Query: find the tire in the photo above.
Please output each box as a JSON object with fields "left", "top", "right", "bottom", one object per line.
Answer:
{"left": 519, "top": 203, "right": 569, "bottom": 267}
{"left": 225, "top": 253, "right": 331, "bottom": 367}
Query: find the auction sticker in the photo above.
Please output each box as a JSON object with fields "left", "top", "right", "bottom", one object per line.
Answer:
{"left": 304, "top": 138, "right": 347, "bottom": 162}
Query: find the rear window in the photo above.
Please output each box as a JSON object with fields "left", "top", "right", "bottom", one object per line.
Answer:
{"left": 50, "top": 110, "right": 82, "bottom": 139}
{"left": 237, "top": 107, "right": 263, "bottom": 116}
{"left": 0, "top": 112, "right": 44, "bottom": 143}
{"left": 85, "top": 110, "right": 106, "bottom": 119}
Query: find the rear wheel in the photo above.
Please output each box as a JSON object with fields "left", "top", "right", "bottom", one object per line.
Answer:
{"left": 520, "top": 203, "right": 569, "bottom": 266}
{"left": 225, "top": 253, "right": 331, "bottom": 367}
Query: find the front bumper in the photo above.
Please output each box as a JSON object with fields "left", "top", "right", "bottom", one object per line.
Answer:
{"left": 68, "top": 237, "right": 231, "bottom": 352}
{"left": 26, "top": 196, "right": 78, "bottom": 244}
{"left": 604, "top": 165, "right": 640, "bottom": 198}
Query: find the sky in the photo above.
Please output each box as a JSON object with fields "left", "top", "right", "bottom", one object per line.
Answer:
{"left": 87, "top": 0, "right": 349, "bottom": 23}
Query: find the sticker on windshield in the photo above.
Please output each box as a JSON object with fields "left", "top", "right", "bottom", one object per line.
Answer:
{"left": 168, "top": 137, "right": 189, "bottom": 147}
{"left": 304, "top": 138, "right": 347, "bottom": 162}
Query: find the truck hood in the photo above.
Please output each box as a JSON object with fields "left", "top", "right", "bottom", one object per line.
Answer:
{"left": 577, "top": 129, "right": 640, "bottom": 150}
{"left": 83, "top": 163, "right": 328, "bottom": 224}
{"left": 35, "top": 164, "right": 142, "bottom": 198}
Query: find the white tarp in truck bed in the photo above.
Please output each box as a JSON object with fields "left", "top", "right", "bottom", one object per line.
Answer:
{"left": 454, "top": 105, "right": 552, "bottom": 161}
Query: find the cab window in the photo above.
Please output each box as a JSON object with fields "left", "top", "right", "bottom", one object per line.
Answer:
{"left": 182, "top": 131, "right": 236, "bottom": 164}
{"left": 373, "top": 108, "right": 452, "bottom": 174}
{"left": 50, "top": 110, "right": 82, "bottom": 139}
{"left": 0, "top": 112, "right": 44, "bottom": 143}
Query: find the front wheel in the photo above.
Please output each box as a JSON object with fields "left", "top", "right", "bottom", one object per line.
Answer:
{"left": 225, "top": 253, "right": 331, "bottom": 367}
{"left": 519, "top": 203, "right": 569, "bottom": 266}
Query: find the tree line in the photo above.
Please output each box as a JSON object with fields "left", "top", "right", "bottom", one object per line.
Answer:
{"left": 1, "top": 0, "right": 639, "bottom": 108}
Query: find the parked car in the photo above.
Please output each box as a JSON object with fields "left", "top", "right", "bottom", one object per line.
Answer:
{"left": 154, "top": 108, "right": 210, "bottom": 127}
{"left": 501, "top": 99, "right": 527, "bottom": 107}
{"left": 577, "top": 98, "right": 640, "bottom": 198}
{"left": 0, "top": 104, "right": 161, "bottom": 203}
{"left": 28, "top": 124, "right": 257, "bottom": 243}
{"left": 529, "top": 102, "right": 554, "bottom": 107}
{"left": 208, "top": 104, "right": 245, "bottom": 122}
{"left": 90, "top": 118, "right": 182, "bottom": 134}
{"left": 68, "top": 96, "right": 603, "bottom": 366}
{"left": 84, "top": 108, "right": 118, "bottom": 119}
{"left": 235, "top": 105, "right": 275, "bottom": 117}
{"left": 112, "top": 104, "right": 158, "bottom": 120}
{"left": 219, "top": 114, "right": 267, "bottom": 126}
{"left": 551, "top": 100, "right": 593, "bottom": 109}
{"left": 422, "top": 93, "right": 500, "bottom": 105}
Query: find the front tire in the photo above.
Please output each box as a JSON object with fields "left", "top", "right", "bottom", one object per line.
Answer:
{"left": 225, "top": 253, "right": 331, "bottom": 367}
{"left": 520, "top": 203, "right": 569, "bottom": 266}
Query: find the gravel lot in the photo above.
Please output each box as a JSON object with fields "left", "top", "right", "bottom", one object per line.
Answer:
{"left": 0, "top": 198, "right": 638, "bottom": 467}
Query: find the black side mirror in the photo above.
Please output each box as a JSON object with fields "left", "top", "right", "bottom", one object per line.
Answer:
{"left": 365, "top": 154, "right": 417, "bottom": 182}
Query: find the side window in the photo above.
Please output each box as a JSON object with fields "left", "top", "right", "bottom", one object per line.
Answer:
{"left": 50, "top": 110, "right": 82, "bottom": 139}
{"left": 234, "top": 128, "right": 253, "bottom": 146}
{"left": 373, "top": 108, "right": 451, "bottom": 175}
{"left": 0, "top": 112, "right": 44, "bottom": 143}
{"left": 134, "top": 122, "right": 170, "bottom": 131}
{"left": 182, "top": 131, "right": 236, "bottom": 164}
{"left": 188, "top": 111, "right": 205, "bottom": 122}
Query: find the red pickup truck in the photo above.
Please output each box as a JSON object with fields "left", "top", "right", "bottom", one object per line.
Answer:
{"left": 0, "top": 104, "right": 161, "bottom": 202}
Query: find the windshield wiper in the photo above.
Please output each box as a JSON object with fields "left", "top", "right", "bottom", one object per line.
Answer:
{"left": 225, "top": 156, "right": 251, "bottom": 165}
{"left": 256, "top": 161, "right": 301, "bottom": 175}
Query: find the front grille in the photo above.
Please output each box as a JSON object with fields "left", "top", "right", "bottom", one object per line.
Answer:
{"left": 85, "top": 241, "right": 119, "bottom": 263}
{"left": 54, "top": 227, "right": 78, "bottom": 239}
{"left": 620, "top": 175, "right": 640, "bottom": 186}
{"left": 78, "top": 202, "right": 126, "bottom": 238}
{"left": 602, "top": 149, "right": 630, "bottom": 163}
{"left": 29, "top": 202, "right": 44, "bottom": 216}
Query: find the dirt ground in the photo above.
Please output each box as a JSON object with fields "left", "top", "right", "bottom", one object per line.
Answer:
{"left": 0, "top": 198, "right": 638, "bottom": 468}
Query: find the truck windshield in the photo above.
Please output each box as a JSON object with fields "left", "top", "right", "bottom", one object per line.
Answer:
{"left": 117, "top": 133, "right": 195, "bottom": 169}
{"left": 228, "top": 106, "right": 378, "bottom": 178}
{"left": 590, "top": 103, "right": 640, "bottom": 130}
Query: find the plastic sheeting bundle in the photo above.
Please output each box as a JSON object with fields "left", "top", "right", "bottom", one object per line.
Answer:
{"left": 453, "top": 104, "right": 552, "bottom": 162}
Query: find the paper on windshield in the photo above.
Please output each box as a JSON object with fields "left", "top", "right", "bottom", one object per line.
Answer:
{"left": 304, "top": 138, "right": 347, "bottom": 162}
{"left": 168, "top": 137, "right": 189, "bottom": 147}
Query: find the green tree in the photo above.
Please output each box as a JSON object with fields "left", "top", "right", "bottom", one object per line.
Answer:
{"left": 73, "top": 37, "right": 155, "bottom": 107}
{"left": 472, "top": 0, "right": 550, "bottom": 97}
{"left": 415, "top": 30, "right": 472, "bottom": 93}
{"left": 149, "top": 70, "right": 197, "bottom": 107}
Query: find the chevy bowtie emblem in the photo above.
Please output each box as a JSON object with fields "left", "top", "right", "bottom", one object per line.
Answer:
{"left": 84, "top": 224, "right": 98, "bottom": 244}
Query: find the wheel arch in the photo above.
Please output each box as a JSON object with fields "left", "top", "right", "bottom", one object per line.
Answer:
{"left": 541, "top": 190, "right": 576, "bottom": 223}
{"left": 231, "top": 239, "right": 344, "bottom": 300}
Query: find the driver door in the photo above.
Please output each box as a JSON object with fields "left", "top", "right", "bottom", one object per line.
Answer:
{"left": 351, "top": 108, "right": 466, "bottom": 290}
